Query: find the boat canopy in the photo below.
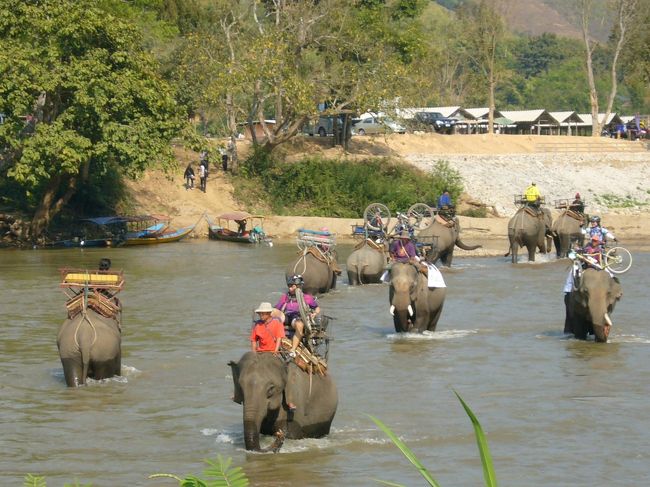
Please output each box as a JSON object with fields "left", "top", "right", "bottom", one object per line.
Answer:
{"left": 83, "top": 215, "right": 171, "bottom": 225}
{"left": 216, "top": 211, "right": 262, "bottom": 221}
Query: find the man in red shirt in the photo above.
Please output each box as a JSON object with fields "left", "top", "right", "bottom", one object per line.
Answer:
{"left": 250, "top": 302, "right": 285, "bottom": 353}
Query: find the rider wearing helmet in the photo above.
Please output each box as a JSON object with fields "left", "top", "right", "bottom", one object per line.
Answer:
{"left": 273, "top": 274, "right": 320, "bottom": 353}
{"left": 588, "top": 215, "right": 616, "bottom": 247}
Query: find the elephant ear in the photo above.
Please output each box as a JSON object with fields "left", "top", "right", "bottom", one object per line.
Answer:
{"left": 228, "top": 360, "right": 244, "bottom": 404}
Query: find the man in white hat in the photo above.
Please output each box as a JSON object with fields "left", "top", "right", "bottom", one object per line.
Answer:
{"left": 250, "top": 302, "right": 285, "bottom": 353}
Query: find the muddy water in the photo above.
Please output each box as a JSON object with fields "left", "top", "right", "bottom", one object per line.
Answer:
{"left": 1, "top": 242, "right": 649, "bottom": 486}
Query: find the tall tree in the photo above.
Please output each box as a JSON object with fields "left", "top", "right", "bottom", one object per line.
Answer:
{"left": 459, "top": 0, "right": 508, "bottom": 134}
{"left": 579, "top": 0, "right": 639, "bottom": 136}
{"left": 0, "top": 0, "right": 183, "bottom": 239}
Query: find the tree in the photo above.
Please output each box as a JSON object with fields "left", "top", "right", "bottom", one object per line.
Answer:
{"left": 579, "top": 0, "right": 639, "bottom": 136}
{"left": 0, "top": 0, "right": 183, "bottom": 240}
{"left": 458, "top": 0, "right": 508, "bottom": 134}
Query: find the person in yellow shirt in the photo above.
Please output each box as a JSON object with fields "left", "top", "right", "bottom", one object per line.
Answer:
{"left": 524, "top": 182, "right": 541, "bottom": 208}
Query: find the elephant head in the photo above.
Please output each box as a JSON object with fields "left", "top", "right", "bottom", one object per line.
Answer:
{"left": 569, "top": 269, "right": 623, "bottom": 342}
{"left": 389, "top": 263, "right": 418, "bottom": 332}
{"left": 286, "top": 249, "right": 340, "bottom": 294}
{"left": 229, "top": 352, "right": 287, "bottom": 451}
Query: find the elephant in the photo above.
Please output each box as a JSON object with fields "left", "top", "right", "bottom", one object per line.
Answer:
{"left": 506, "top": 207, "right": 553, "bottom": 263}
{"left": 229, "top": 351, "right": 338, "bottom": 452}
{"left": 552, "top": 209, "right": 586, "bottom": 258}
{"left": 389, "top": 262, "right": 446, "bottom": 333}
{"left": 57, "top": 308, "right": 121, "bottom": 387}
{"left": 415, "top": 218, "right": 481, "bottom": 267}
{"left": 346, "top": 239, "right": 388, "bottom": 285}
{"left": 564, "top": 268, "right": 622, "bottom": 342}
{"left": 286, "top": 247, "right": 341, "bottom": 294}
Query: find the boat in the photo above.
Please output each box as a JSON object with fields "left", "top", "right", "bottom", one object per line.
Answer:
{"left": 207, "top": 211, "right": 272, "bottom": 245}
{"left": 82, "top": 215, "right": 197, "bottom": 246}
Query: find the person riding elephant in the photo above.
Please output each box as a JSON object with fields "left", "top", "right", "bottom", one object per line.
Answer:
{"left": 286, "top": 249, "right": 340, "bottom": 295}
{"left": 552, "top": 208, "right": 586, "bottom": 258}
{"left": 506, "top": 206, "right": 553, "bottom": 263}
{"left": 57, "top": 308, "right": 121, "bottom": 387}
{"left": 388, "top": 262, "right": 446, "bottom": 333}
{"left": 415, "top": 217, "right": 481, "bottom": 267}
{"left": 346, "top": 238, "right": 388, "bottom": 285}
{"left": 564, "top": 268, "right": 622, "bottom": 342}
{"left": 228, "top": 351, "right": 338, "bottom": 452}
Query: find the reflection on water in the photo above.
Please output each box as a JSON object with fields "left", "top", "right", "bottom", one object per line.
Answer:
{"left": 1, "top": 243, "right": 649, "bottom": 486}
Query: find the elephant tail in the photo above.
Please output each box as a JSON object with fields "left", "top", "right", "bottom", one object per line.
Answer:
{"left": 357, "top": 264, "right": 367, "bottom": 285}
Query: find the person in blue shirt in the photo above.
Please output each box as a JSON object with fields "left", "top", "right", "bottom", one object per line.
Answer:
{"left": 437, "top": 189, "right": 452, "bottom": 209}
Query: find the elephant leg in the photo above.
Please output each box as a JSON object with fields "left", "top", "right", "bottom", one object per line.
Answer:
{"left": 510, "top": 241, "right": 518, "bottom": 264}
{"left": 91, "top": 357, "right": 121, "bottom": 381}
{"left": 563, "top": 293, "right": 571, "bottom": 333}
{"left": 60, "top": 357, "right": 85, "bottom": 387}
{"left": 441, "top": 250, "right": 453, "bottom": 267}
{"left": 527, "top": 244, "right": 536, "bottom": 262}
{"left": 347, "top": 270, "right": 359, "bottom": 286}
{"left": 426, "top": 305, "right": 444, "bottom": 332}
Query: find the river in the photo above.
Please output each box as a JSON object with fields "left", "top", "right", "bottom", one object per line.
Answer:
{"left": 1, "top": 241, "right": 649, "bottom": 486}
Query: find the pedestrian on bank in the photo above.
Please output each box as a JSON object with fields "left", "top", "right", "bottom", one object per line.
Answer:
{"left": 198, "top": 163, "right": 206, "bottom": 193}
{"left": 183, "top": 164, "right": 195, "bottom": 190}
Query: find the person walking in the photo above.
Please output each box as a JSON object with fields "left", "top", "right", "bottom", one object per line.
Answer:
{"left": 183, "top": 164, "right": 195, "bottom": 190}
{"left": 198, "top": 163, "right": 206, "bottom": 193}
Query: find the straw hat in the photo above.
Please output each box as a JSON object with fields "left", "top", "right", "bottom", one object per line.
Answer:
{"left": 254, "top": 302, "right": 274, "bottom": 313}
{"left": 397, "top": 230, "right": 411, "bottom": 239}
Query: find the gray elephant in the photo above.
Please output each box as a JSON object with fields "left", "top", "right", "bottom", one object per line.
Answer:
{"left": 552, "top": 210, "right": 586, "bottom": 258}
{"left": 415, "top": 219, "right": 481, "bottom": 266}
{"left": 346, "top": 239, "right": 388, "bottom": 285}
{"left": 229, "top": 352, "right": 338, "bottom": 452}
{"left": 506, "top": 207, "right": 553, "bottom": 263}
{"left": 389, "top": 262, "right": 446, "bottom": 333}
{"left": 565, "top": 268, "right": 622, "bottom": 342}
{"left": 286, "top": 248, "right": 341, "bottom": 294}
{"left": 57, "top": 309, "right": 121, "bottom": 387}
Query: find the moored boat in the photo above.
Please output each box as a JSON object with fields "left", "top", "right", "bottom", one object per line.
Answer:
{"left": 207, "top": 211, "right": 272, "bottom": 245}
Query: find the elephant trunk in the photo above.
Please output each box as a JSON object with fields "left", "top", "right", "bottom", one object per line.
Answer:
{"left": 588, "top": 291, "right": 612, "bottom": 343}
{"left": 455, "top": 238, "right": 481, "bottom": 251}
{"left": 243, "top": 419, "right": 262, "bottom": 451}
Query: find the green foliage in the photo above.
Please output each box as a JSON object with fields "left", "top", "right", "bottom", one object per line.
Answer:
{"left": 594, "top": 193, "right": 648, "bottom": 209}
{"left": 0, "top": 0, "right": 184, "bottom": 235}
{"left": 150, "top": 455, "right": 249, "bottom": 487}
{"left": 23, "top": 474, "right": 91, "bottom": 487}
{"left": 370, "top": 391, "right": 498, "bottom": 487}
{"left": 236, "top": 153, "right": 463, "bottom": 218}
{"left": 460, "top": 207, "right": 487, "bottom": 218}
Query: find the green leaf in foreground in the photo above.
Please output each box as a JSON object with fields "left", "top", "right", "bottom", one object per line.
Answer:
{"left": 371, "top": 391, "right": 498, "bottom": 487}
{"left": 453, "top": 391, "right": 498, "bottom": 487}
{"left": 149, "top": 454, "right": 249, "bottom": 487}
{"left": 368, "top": 415, "right": 442, "bottom": 487}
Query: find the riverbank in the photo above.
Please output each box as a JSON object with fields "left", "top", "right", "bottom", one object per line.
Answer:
{"left": 126, "top": 134, "right": 650, "bottom": 255}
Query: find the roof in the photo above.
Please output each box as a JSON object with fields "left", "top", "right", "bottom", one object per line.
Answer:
{"left": 83, "top": 215, "right": 171, "bottom": 225}
{"left": 499, "top": 109, "right": 553, "bottom": 124}
{"left": 549, "top": 111, "right": 583, "bottom": 124}
{"left": 463, "top": 107, "right": 505, "bottom": 121}
{"left": 216, "top": 211, "right": 263, "bottom": 221}
{"left": 577, "top": 113, "right": 622, "bottom": 126}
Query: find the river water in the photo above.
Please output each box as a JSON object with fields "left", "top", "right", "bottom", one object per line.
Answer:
{"left": 1, "top": 241, "right": 649, "bottom": 486}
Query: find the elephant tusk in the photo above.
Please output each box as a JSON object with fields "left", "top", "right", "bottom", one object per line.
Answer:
{"left": 604, "top": 313, "right": 613, "bottom": 327}
{"left": 407, "top": 305, "right": 414, "bottom": 317}
{"left": 389, "top": 305, "right": 395, "bottom": 316}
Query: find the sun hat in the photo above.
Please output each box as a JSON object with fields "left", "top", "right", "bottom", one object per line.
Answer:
{"left": 255, "top": 302, "right": 274, "bottom": 313}
{"left": 397, "top": 230, "right": 410, "bottom": 239}
{"left": 575, "top": 192, "right": 581, "bottom": 198}
{"left": 591, "top": 235, "right": 600, "bottom": 242}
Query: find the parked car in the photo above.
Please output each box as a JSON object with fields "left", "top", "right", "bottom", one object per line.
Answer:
{"left": 303, "top": 115, "right": 345, "bottom": 137}
{"left": 414, "top": 111, "right": 457, "bottom": 134}
{"left": 352, "top": 115, "right": 406, "bottom": 135}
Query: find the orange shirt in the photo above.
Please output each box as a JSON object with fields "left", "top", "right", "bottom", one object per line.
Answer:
{"left": 250, "top": 317, "right": 285, "bottom": 352}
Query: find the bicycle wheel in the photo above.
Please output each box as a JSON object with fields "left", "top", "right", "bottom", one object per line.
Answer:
{"left": 364, "top": 203, "right": 391, "bottom": 231}
{"left": 604, "top": 247, "right": 632, "bottom": 274}
{"left": 407, "top": 203, "right": 434, "bottom": 230}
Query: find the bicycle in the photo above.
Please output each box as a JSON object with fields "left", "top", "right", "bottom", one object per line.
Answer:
{"left": 568, "top": 245, "right": 632, "bottom": 274}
